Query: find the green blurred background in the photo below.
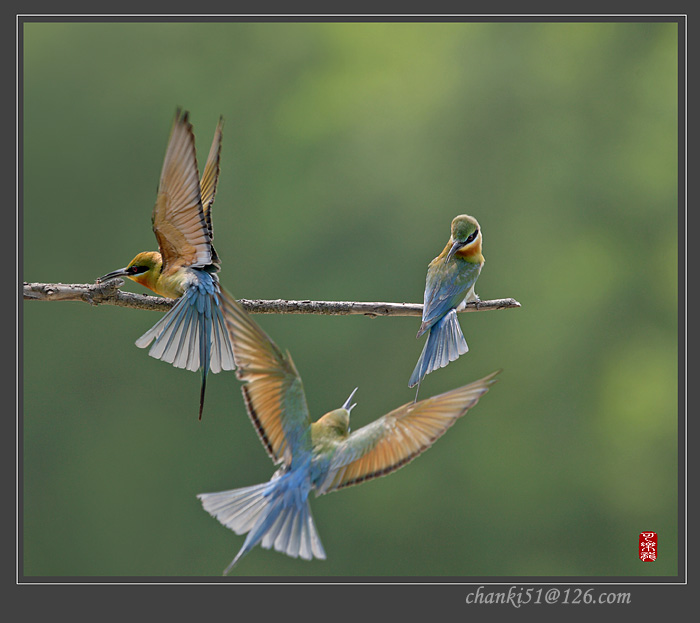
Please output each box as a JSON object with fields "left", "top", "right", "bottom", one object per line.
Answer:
{"left": 22, "top": 21, "right": 679, "bottom": 578}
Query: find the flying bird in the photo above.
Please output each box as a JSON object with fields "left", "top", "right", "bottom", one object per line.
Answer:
{"left": 197, "top": 292, "right": 499, "bottom": 574}
{"left": 97, "top": 109, "right": 235, "bottom": 419}
{"left": 409, "top": 214, "right": 484, "bottom": 397}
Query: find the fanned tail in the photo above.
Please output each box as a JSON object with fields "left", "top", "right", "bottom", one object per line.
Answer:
{"left": 408, "top": 309, "right": 468, "bottom": 389}
{"left": 198, "top": 470, "right": 326, "bottom": 574}
{"left": 134, "top": 277, "right": 235, "bottom": 418}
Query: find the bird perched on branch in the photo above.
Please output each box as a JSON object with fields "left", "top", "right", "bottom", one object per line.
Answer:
{"left": 197, "top": 291, "right": 499, "bottom": 574}
{"left": 409, "top": 214, "right": 484, "bottom": 397}
{"left": 97, "top": 109, "right": 235, "bottom": 419}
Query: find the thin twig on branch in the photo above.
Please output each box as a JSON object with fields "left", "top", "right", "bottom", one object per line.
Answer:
{"left": 22, "top": 281, "right": 521, "bottom": 317}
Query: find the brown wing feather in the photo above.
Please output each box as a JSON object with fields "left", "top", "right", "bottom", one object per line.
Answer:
{"left": 198, "top": 117, "right": 223, "bottom": 269}
{"left": 152, "top": 109, "right": 212, "bottom": 275}
{"left": 220, "top": 290, "right": 312, "bottom": 464}
{"left": 199, "top": 116, "right": 223, "bottom": 237}
{"left": 319, "top": 371, "right": 500, "bottom": 493}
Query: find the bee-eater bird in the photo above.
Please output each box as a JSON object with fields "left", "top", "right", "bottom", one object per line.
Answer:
{"left": 97, "top": 109, "right": 235, "bottom": 419}
{"left": 197, "top": 292, "right": 499, "bottom": 574}
{"left": 408, "top": 214, "right": 484, "bottom": 396}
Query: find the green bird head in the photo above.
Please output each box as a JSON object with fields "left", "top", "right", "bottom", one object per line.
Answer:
{"left": 312, "top": 388, "right": 358, "bottom": 440}
{"left": 97, "top": 251, "right": 164, "bottom": 294}
{"left": 445, "top": 214, "right": 482, "bottom": 263}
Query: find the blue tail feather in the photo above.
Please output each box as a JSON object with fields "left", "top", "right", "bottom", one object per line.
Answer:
{"left": 137, "top": 293, "right": 189, "bottom": 360}
{"left": 408, "top": 309, "right": 468, "bottom": 388}
{"left": 134, "top": 274, "right": 236, "bottom": 418}
{"left": 198, "top": 294, "right": 212, "bottom": 420}
{"left": 198, "top": 470, "right": 326, "bottom": 574}
{"left": 135, "top": 281, "right": 235, "bottom": 374}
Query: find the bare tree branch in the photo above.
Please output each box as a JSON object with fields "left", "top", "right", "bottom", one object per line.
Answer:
{"left": 23, "top": 281, "right": 521, "bottom": 317}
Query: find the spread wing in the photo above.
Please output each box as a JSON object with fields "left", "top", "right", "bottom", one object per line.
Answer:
{"left": 199, "top": 116, "right": 223, "bottom": 239}
{"left": 220, "top": 291, "right": 312, "bottom": 466}
{"left": 316, "top": 371, "right": 500, "bottom": 494}
{"left": 152, "top": 109, "right": 213, "bottom": 276}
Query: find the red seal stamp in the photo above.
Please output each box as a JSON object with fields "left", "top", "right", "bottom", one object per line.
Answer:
{"left": 639, "top": 532, "right": 657, "bottom": 561}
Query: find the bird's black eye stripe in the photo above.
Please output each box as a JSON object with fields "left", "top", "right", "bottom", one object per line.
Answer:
{"left": 465, "top": 228, "right": 479, "bottom": 244}
{"left": 130, "top": 265, "right": 148, "bottom": 275}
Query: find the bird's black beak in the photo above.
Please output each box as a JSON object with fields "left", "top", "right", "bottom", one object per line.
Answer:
{"left": 96, "top": 267, "right": 130, "bottom": 284}
{"left": 342, "top": 387, "right": 358, "bottom": 413}
{"left": 445, "top": 239, "right": 465, "bottom": 263}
